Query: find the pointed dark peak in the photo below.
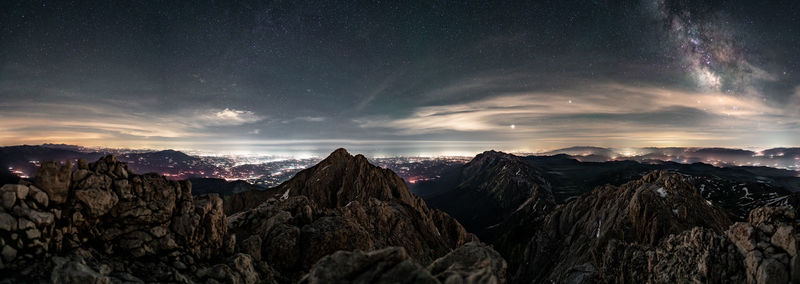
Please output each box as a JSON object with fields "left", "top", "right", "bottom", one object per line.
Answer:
{"left": 317, "top": 149, "right": 373, "bottom": 171}
{"left": 327, "top": 148, "right": 352, "bottom": 159}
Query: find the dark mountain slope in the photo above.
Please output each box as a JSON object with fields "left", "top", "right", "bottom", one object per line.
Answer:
{"left": 506, "top": 170, "right": 735, "bottom": 282}
{"left": 521, "top": 155, "right": 799, "bottom": 219}
{"left": 424, "top": 150, "right": 555, "bottom": 239}
{"left": 189, "top": 177, "right": 263, "bottom": 196}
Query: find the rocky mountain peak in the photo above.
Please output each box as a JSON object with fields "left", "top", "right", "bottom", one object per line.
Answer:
{"left": 326, "top": 147, "right": 352, "bottom": 159}
{"left": 225, "top": 148, "right": 421, "bottom": 214}
{"left": 222, "top": 149, "right": 487, "bottom": 282}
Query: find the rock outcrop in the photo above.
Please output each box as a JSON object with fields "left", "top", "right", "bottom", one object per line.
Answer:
{"left": 727, "top": 206, "right": 799, "bottom": 283}
{"left": 427, "top": 241, "right": 508, "bottom": 283}
{"left": 34, "top": 160, "right": 72, "bottom": 204}
{"left": 0, "top": 156, "right": 259, "bottom": 282}
{"left": 299, "top": 247, "right": 436, "bottom": 284}
{"left": 486, "top": 169, "right": 800, "bottom": 283}
{"left": 299, "top": 242, "right": 506, "bottom": 284}
{"left": 506, "top": 170, "right": 737, "bottom": 282}
{"left": 595, "top": 204, "right": 800, "bottom": 283}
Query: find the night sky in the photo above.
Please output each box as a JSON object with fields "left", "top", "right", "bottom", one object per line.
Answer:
{"left": 1, "top": 1, "right": 799, "bottom": 156}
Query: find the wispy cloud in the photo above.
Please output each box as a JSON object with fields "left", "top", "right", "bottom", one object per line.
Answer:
{"left": 356, "top": 83, "right": 799, "bottom": 147}
{"left": 280, "top": 116, "right": 326, "bottom": 124}
{"left": 0, "top": 102, "right": 267, "bottom": 147}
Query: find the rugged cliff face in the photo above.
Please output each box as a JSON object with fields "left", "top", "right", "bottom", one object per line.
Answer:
{"left": 0, "top": 150, "right": 506, "bottom": 284}
{"left": 490, "top": 170, "right": 800, "bottom": 283}
{"left": 1, "top": 155, "right": 234, "bottom": 282}
{"left": 506, "top": 170, "right": 735, "bottom": 282}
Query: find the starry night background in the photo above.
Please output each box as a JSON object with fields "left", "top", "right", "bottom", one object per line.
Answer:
{"left": 1, "top": 0, "right": 799, "bottom": 156}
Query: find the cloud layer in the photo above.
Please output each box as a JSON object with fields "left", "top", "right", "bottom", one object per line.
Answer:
{"left": 357, "top": 83, "right": 800, "bottom": 148}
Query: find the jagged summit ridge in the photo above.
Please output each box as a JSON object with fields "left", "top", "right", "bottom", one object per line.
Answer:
{"left": 278, "top": 147, "right": 418, "bottom": 208}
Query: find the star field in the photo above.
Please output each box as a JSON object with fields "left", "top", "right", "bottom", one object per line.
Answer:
{"left": 0, "top": 0, "right": 799, "bottom": 155}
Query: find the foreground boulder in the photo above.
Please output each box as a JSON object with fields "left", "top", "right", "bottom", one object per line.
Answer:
{"left": 0, "top": 156, "right": 251, "bottom": 282}
{"left": 299, "top": 247, "right": 436, "bottom": 284}
{"left": 34, "top": 160, "right": 72, "bottom": 204}
{"left": 727, "top": 206, "right": 799, "bottom": 283}
{"left": 299, "top": 242, "right": 506, "bottom": 284}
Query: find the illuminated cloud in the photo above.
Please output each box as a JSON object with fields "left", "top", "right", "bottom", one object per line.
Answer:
{"left": 202, "top": 108, "right": 264, "bottom": 126}
{"left": 0, "top": 102, "right": 267, "bottom": 148}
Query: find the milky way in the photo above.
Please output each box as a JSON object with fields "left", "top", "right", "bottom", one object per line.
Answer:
{"left": 653, "top": 0, "right": 778, "bottom": 95}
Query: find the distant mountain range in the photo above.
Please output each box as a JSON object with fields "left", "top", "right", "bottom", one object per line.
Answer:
{"left": 539, "top": 146, "right": 800, "bottom": 170}
{"left": 0, "top": 145, "right": 309, "bottom": 189}
{"left": 0, "top": 144, "right": 463, "bottom": 191}
{"left": 2, "top": 144, "right": 799, "bottom": 207}
{"left": 415, "top": 151, "right": 799, "bottom": 223}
